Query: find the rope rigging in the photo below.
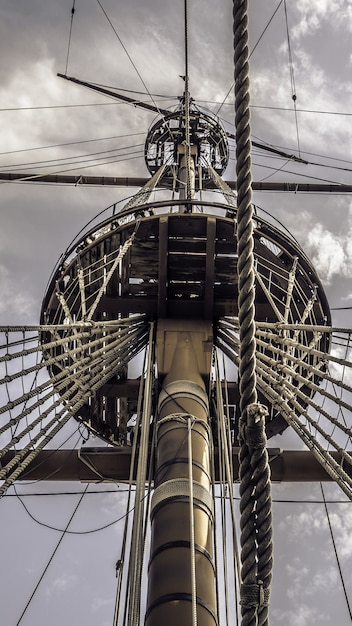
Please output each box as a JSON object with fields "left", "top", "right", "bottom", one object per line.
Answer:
{"left": 233, "top": 1, "right": 273, "bottom": 624}
{"left": 126, "top": 324, "right": 154, "bottom": 626}
{"left": 0, "top": 252, "right": 351, "bottom": 614}
{"left": 0, "top": 317, "right": 149, "bottom": 496}
{"left": 216, "top": 321, "right": 352, "bottom": 499}
{"left": 0, "top": 143, "right": 145, "bottom": 171}
{"left": 0, "top": 199, "right": 351, "bottom": 619}
{"left": 1, "top": 2, "right": 352, "bottom": 625}
{"left": 213, "top": 351, "right": 241, "bottom": 625}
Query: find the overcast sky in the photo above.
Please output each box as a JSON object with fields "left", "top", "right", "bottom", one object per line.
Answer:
{"left": 0, "top": 1, "right": 351, "bottom": 625}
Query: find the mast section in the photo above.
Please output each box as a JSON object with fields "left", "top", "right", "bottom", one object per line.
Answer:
{"left": 146, "top": 321, "right": 216, "bottom": 626}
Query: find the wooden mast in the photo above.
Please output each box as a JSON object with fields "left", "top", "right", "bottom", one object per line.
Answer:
{"left": 146, "top": 321, "right": 216, "bottom": 625}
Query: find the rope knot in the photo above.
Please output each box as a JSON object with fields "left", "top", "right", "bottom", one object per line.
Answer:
{"left": 246, "top": 402, "right": 268, "bottom": 424}
{"left": 240, "top": 581, "right": 270, "bottom": 608}
{"left": 240, "top": 403, "right": 268, "bottom": 448}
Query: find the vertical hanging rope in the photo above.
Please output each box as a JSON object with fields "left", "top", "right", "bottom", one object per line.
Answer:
{"left": 233, "top": 2, "right": 273, "bottom": 625}
{"left": 188, "top": 416, "right": 198, "bottom": 626}
{"left": 233, "top": 0, "right": 256, "bottom": 413}
{"left": 128, "top": 323, "right": 154, "bottom": 626}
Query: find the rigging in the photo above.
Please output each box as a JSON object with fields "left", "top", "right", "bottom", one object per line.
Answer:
{"left": 0, "top": 2, "right": 351, "bottom": 625}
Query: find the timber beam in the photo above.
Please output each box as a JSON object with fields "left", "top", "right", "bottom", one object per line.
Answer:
{"left": 2, "top": 448, "right": 351, "bottom": 483}
{"left": 2, "top": 172, "right": 352, "bottom": 194}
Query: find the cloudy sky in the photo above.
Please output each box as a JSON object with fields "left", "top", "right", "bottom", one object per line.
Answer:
{"left": 0, "top": 1, "right": 351, "bottom": 624}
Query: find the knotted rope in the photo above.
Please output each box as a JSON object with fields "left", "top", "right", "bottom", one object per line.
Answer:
{"left": 233, "top": 1, "right": 273, "bottom": 624}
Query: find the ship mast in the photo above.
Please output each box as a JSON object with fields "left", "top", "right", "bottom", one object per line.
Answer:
{"left": 180, "top": 0, "right": 194, "bottom": 209}
{"left": 146, "top": 4, "right": 217, "bottom": 621}
{"left": 146, "top": 322, "right": 216, "bottom": 625}
{"left": 2, "top": 3, "right": 352, "bottom": 626}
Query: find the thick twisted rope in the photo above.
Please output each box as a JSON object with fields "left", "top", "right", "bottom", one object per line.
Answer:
{"left": 233, "top": 2, "right": 273, "bottom": 625}
{"left": 234, "top": 0, "right": 256, "bottom": 412}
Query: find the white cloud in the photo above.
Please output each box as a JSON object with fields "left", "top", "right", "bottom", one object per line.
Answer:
{"left": 45, "top": 573, "right": 78, "bottom": 598}
{"left": 341, "top": 292, "right": 352, "bottom": 301}
{"left": 305, "top": 222, "right": 352, "bottom": 283}
{"left": 328, "top": 506, "right": 352, "bottom": 559}
{"left": 100, "top": 489, "right": 128, "bottom": 518}
{"left": 249, "top": 2, "right": 352, "bottom": 161}
{"left": 0, "top": 4, "right": 351, "bottom": 626}
{"left": 329, "top": 342, "right": 352, "bottom": 388}
{"left": 0, "top": 58, "right": 66, "bottom": 153}
{"left": 307, "top": 566, "right": 339, "bottom": 594}
{"left": 0, "top": 263, "right": 37, "bottom": 320}
{"left": 278, "top": 508, "right": 327, "bottom": 539}
{"left": 271, "top": 603, "right": 328, "bottom": 625}
{"left": 91, "top": 596, "right": 112, "bottom": 613}
{"left": 293, "top": 0, "right": 352, "bottom": 38}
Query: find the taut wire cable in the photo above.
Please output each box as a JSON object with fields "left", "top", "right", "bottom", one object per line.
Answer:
{"left": 65, "top": 0, "right": 76, "bottom": 75}
{"left": 15, "top": 484, "right": 89, "bottom": 625}
{"left": 283, "top": 0, "right": 301, "bottom": 157}
{"left": 320, "top": 483, "right": 352, "bottom": 620}
{"left": 216, "top": 0, "right": 284, "bottom": 116}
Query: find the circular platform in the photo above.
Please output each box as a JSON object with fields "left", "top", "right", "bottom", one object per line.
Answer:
{"left": 41, "top": 201, "right": 331, "bottom": 444}
{"left": 145, "top": 108, "right": 229, "bottom": 180}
